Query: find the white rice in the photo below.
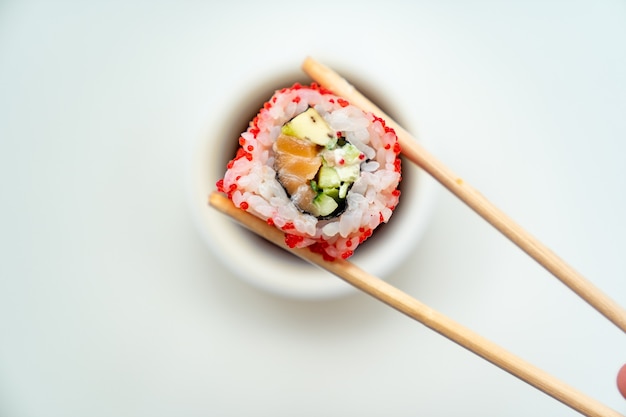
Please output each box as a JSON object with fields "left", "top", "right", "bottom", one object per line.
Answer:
{"left": 217, "top": 84, "right": 401, "bottom": 260}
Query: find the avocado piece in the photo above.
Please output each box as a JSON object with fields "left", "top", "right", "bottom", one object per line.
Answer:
{"left": 312, "top": 193, "right": 339, "bottom": 217}
{"left": 281, "top": 108, "right": 337, "bottom": 147}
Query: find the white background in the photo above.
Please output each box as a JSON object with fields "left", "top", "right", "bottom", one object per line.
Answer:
{"left": 1, "top": 1, "right": 625, "bottom": 416}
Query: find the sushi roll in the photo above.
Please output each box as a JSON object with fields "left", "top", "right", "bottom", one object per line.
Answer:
{"left": 216, "top": 83, "right": 401, "bottom": 261}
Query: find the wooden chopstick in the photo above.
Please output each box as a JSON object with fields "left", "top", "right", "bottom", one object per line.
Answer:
{"left": 209, "top": 191, "right": 622, "bottom": 417}
{"left": 302, "top": 56, "right": 626, "bottom": 334}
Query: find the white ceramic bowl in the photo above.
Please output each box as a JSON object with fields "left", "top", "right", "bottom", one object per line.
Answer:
{"left": 188, "top": 70, "right": 437, "bottom": 299}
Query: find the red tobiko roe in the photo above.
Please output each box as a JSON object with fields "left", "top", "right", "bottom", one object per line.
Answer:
{"left": 618, "top": 363, "right": 626, "bottom": 399}
{"left": 337, "top": 98, "right": 350, "bottom": 107}
{"left": 215, "top": 82, "right": 401, "bottom": 262}
{"left": 284, "top": 233, "right": 304, "bottom": 248}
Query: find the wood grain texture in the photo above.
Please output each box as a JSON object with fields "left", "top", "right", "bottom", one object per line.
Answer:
{"left": 209, "top": 191, "right": 622, "bottom": 417}
{"left": 301, "top": 56, "right": 626, "bottom": 334}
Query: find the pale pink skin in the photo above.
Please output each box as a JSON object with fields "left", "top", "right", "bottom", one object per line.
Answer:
{"left": 618, "top": 363, "right": 626, "bottom": 399}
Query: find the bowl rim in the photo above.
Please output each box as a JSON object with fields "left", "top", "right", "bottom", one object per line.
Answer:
{"left": 186, "top": 73, "right": 438, "bottom": 299}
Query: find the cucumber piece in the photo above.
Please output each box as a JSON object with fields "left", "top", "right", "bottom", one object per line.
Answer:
{"left": 324, "top": 188, "right": 340, "bottom": 200}
{"left": 312, "top": 193, "right": 339, "bottom": 217}
{"left": 341, "top": 143, "right": 362, "bottom": 164}
{"left": 317, "top": 165, "right": 341, "bottom": 189}
{"left": 339, "top": 182, "right": 350, "bottom": 199}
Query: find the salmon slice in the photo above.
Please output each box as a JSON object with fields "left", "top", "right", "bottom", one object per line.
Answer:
{"left": 273, "top": 133, "right": 322, "bottom": 213}
{"left": 275, "top": 132, "right": 320, "bottom": 158}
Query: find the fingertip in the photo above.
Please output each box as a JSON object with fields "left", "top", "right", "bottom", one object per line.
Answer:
{"left": 618, "top": 364, "right": 626, "bottom": 399}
